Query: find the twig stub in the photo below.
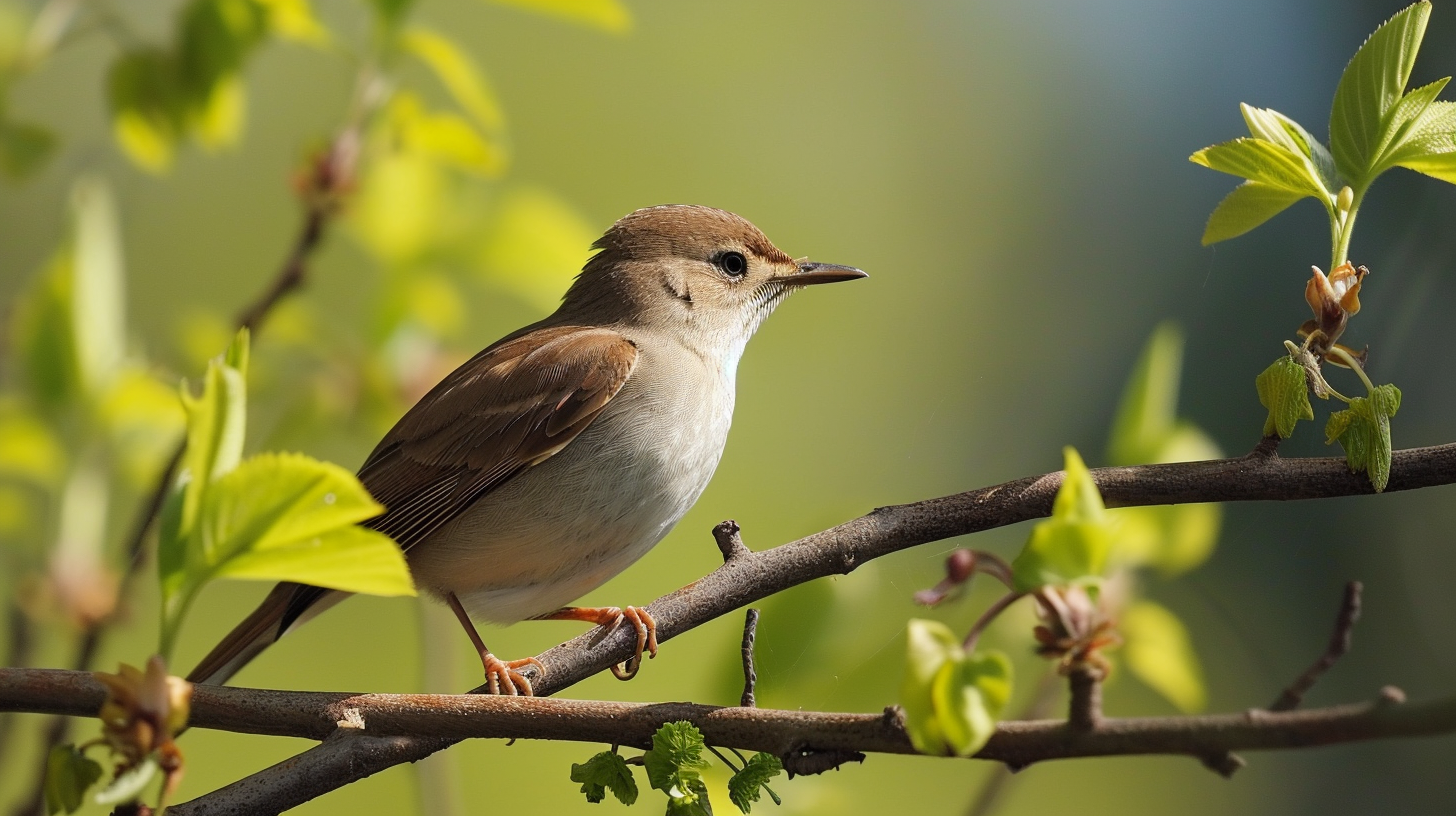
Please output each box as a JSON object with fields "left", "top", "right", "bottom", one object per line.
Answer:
{"left": 1270, "top": 581, "right": 1363, "bottom": 712}
{"left": 713, "top": 519, "right": 751, "bottom": 563}
{"left": 740, "top": 609, "right": 760, "bottom": 708}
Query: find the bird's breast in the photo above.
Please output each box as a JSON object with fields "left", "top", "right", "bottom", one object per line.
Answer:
{"left": 408, "top": 339, "right": 736, "bottom": 624}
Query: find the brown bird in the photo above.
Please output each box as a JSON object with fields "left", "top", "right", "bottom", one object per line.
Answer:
{"left": 187, "top": 204, "right": 865, "bottom": 694}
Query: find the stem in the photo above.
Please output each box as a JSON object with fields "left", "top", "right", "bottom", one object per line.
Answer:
{"left": 962, "top": 592, "right": 1025, "bottom": 652}
{"left": 1329, "top": 346, "right": 1376, "bottom": 395}
{"left": 1332, "top": 187, "right": 1366, "bottom": 270}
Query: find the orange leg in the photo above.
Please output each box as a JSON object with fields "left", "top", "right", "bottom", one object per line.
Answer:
{"left": 536, "top": 605, "right": 658, "bottom": 680}
{"left": 447, "top": 593, "right": 544, "bottom": 695}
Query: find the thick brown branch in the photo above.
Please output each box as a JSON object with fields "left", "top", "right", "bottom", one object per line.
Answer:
{"left": 2, "top": 669, "right": 1454, "bottom": 771}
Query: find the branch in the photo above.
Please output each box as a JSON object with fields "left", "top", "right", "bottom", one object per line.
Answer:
{"left": 9, "top": 441, "right": 1456, "bottom": 813}
{"left": 172, "top": 441, "right": 1456, "bottom": 812}
{"left": 1271, "top": 581, "right": 1363, "bottom": 711}
{"left": 2, "top": 669, "right": 1453, "bottom": 771}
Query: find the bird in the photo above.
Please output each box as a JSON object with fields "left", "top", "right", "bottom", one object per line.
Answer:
{"left": 186, "top": 204, "right": 866, "bottom": 694}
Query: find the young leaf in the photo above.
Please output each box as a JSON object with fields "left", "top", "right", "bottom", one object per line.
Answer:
{"left": 1121, "top": 600, "right": 1207, "bottom": 713}
{"left": 387, "top": 92, "right": 505, "bottom": 176}
{"left": 482, "top": 0, "right": 632, "bottom": 33}
{"left": 902, "top": 618, "right": 959, "bottom": 755}
{"left": 69, "top": 178, "right": 126, "bottom": 398}
{"left": 1239, "top": 104, "right": 1339, "bottom": 191}
{"left": 1189, "top": 138, "right": 1326, "bottom": 197}
{"left": 254, "top": 0, "right": 330, "bottom": 45}
{"left": 477, "top": 186, "right": 597, "bottom": 311}
{"left": 400, "top": 27, "right": 505, "bottom": 133}
{"left": 931, "top": 650, "right": 1012, "bottom": 757}
{"left": 643, "top": 721, "right": 709, "bottom": 793}
{"left": 1387, "top": 100, "right": 1456, "bottom": 182}
{"left": 1255, "top": 356, "right": 1314, "bottom": 438}
{"left": 1325, "top": 384, "right": 1401, "bottom": 492}
{"left": 901, "top": 619, "right": 1013, "bottom": 757}
{"left": 1011, "top": 447, "right": 1111, "bottom": 592}
{"left": 1108, "top": 323, "right": 1182, "bottom": 465}
{"left": 43, "top": 744, "right": 102, "bottom": 815}
{"left": 108, "top": 49, "right": 185, "bottom": 172}
{"left": 1329, "top": 2, "right": 1431, "bottom": 184}
{"left": 176, "top": 330, "right": 250, "bottom": 539}
{"left": 570, "top": 750, "right": 638, "bottom": 805}
{"left": 727, "top": 753, "right": 783, "bottom": 814}
{"left": 1201, "top": 181, "right": 1307, "bottom": 245}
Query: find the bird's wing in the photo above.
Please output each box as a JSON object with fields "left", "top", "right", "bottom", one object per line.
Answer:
{"left": 358, "top": 324, "right": 639, "bottom": 550}
{"left": 276, "top": 325, "right": 639, "bottom": 632}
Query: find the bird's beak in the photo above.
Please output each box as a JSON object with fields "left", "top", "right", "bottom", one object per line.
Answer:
{"left": 773, "top": 261, "right": 869, "bottom": 288}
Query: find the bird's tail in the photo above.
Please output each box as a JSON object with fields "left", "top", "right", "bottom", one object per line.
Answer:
{"left": 186, "top": 582, "right": 347, "bottom": 685}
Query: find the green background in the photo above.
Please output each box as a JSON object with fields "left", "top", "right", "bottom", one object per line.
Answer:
{"left": 4, "top": 0, "right": 1456, "bottom": 814}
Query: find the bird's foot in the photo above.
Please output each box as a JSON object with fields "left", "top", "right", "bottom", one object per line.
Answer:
{"left": 538, "top": 605, "right": 658, "bottom": 680}
{"left": 480, "top": 653, "right": 545, "bottom": 696}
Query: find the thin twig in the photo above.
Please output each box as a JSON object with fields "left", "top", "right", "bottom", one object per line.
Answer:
{"left": 962, "top": 592, "right": 1025, "bottom": 652}
{"left": 1270, "top": 581, "right": 1364, "bottom": 712}
{"left": 740, "top": 609, "right": 759, "bottom": 708}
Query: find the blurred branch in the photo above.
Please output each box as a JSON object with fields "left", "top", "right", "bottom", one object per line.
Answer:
{"left": 7, "top": 440, "right": 1456, "bottom": 812}
{"left": 1270, "top": 581, "right": 1364, "bottom": 712}
{"left": 1, "top": 670, "right": 1454, "bottom": 786}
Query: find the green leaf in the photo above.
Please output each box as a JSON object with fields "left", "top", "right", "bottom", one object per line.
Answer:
{"left": 1240, "top": 104, "right": 1339, "bottom": 191}
{"left": 570, "top": 750, "right": 638, "bottom": 805}
{"left": 107, "top": 49, "right": 186, "bottom": 172}
{"left": 1011, "top": 447, "right": 1111, "bottom": 592}
{"left": 1121, "top": 600, "right": 1207, "bottom": 713}
{"left": 1189, "top": 138, "right": 1326, "bottom": 197}
{"left": 0, "top": 118, "right": 57, "bottom": 179}
{"left": 92, "top": 756, "right": 158, "bottom": 806}
{"left": 1388, "top": 100, "right": 1456, "bottom": 182}
{"left": 1201, "top": 180, "right": 1307, "bottom": 245}
{"left": 254, "top": 0, "right": 330, "bottom": 45}
{"left": 643, "top": 721, "right": 709, "bottom": 794}
{"left": 190, "top": 72, "right": 246, "bottom": 149}
{"left": 68, "top": 177, "right": 126, "bottom": 398}
{"left": 0, "top": 402, "right": 65, "bottom": 486}
{"left": 1255, "top": 356, "right": 1313, "bottom": 439}
{"left": 482, "top": 0, "right": 631, "bottom": 33}
{"left": 1108, "top": 323, "right": 1182, "bottom": 465}
{"left": 1111, "top": 501, "right": 1221, "bottom": 577}
{"left": 44, "top": 744, "right": 102, "bottom": 815}
{"left": 932, "top": 650, "right": 1012, "bottom": 757}
{"left": 177, "top": 0, "right": 268, "bottom": 95}
{"left": 477, "top": 186, "right": 597, "bottom": 311}
{"left": 901, "top": 619, "right": 1011, "bottom": 757}
{"left": 11, "top": 252, "right": 81, "bottom": 407}
{"left": 1325, "top": 384, "right": 1401, "bottom": 492}
{"left": 200, "top": 452, "right": 412, "bottom": 592}
{"left": 1329, "top": 2, "right": 1431, "bottom": 184}
{"left": 727, "top": 753, "right": 782, "bottom": 814}
{"left": 386, "top": 91, "right": 505, "bottom": 176}
{"left": 176, "top": 333, "right": 250, "bottom": 538}
{"left": 400, "top": 27, "right": 505, "bottom": 133}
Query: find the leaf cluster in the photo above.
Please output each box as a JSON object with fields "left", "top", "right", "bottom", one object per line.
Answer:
{"left": 156, "top": 330, "right": 414, "bottom": 659}
{"left": 1192, "top": 2, "right": 1456, "bottom": 269}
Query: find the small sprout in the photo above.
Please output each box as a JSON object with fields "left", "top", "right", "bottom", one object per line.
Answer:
{"left": 1336, "top": 185, "right": 1354, "bottom": 212}
{"left": 1032, "top": 584, "right": 1122, "bottom": 677}
{"left": 914, "top": 549, "right": 976, "bottom": 607}
{"left": 94, "top": 656, "right": 192, "bottom": 804}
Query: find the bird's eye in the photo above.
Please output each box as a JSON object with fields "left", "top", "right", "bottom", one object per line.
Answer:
{"left": 719, "top": 251, "right": 748, "bottom": 277}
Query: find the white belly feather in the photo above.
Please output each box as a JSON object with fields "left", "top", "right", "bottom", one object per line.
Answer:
{"left": 405, "top": 337, "right": 736, "bottom": 624}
